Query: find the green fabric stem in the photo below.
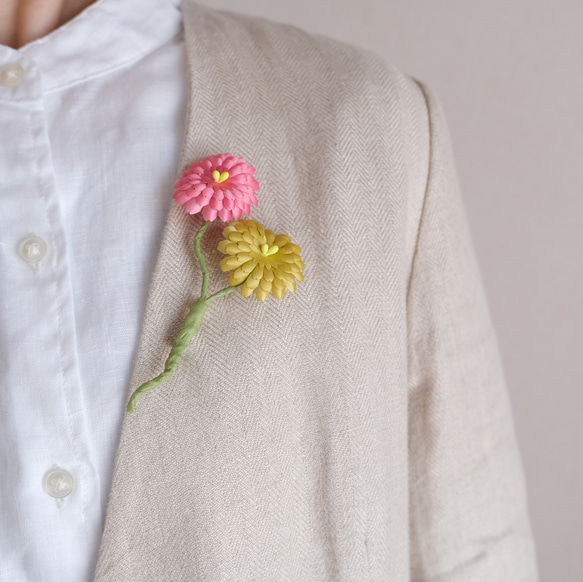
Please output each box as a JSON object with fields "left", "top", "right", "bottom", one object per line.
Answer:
{"left": 126, "top": 296, "right": 209, "bottom": 413}
{"left": 126, "top": 219, "right": 242, "bottom": 413}
{"left": 194, "top": 220, "right": 211, "bottom": 298}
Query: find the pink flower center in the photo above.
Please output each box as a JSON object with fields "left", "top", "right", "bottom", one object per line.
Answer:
{"left": 212, "top": 170, "right": 229, "bottom": 183}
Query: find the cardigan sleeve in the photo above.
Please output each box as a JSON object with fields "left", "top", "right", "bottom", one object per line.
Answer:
{"left": 406, "top": 81, "right": 539, "bottom": 580}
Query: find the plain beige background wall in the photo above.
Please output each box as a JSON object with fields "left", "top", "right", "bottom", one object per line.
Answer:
{"left": 197, "top": 1, "right": 582, "bottom": 579}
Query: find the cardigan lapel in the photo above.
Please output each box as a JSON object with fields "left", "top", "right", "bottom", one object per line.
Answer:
{"left": 94, "top": 3, "right": 325, "bottom": 576}
{"left": 94, "top": 2, "right": 408, "bottom": 578}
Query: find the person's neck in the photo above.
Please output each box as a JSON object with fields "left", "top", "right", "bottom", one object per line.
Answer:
{"left": 0, "top": 0, "right": 97, "bottom": 49}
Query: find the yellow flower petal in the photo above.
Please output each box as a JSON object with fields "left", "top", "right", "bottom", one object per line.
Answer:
{"left": 223, "top": 224, "right": 239, "bottom": 236}
{"left": 245, "top": 264, "right": 263, "bottom": 287}
{"left": 234, "top": 251, "right": 253, "bottom": 262}
{"left": 237, "top": 241, "right": 252, "bottom": 252}
{"left": 228, "top": 232, "right": 244, "bottom": 242}
{"left": 223, "top": 242, "right": 240, "bottom": 254}
{"left": 228, "top": 270, "right": 246, "bottom": 286}
{"left": 256, "top": 286, "right": 270, "bottom": 301}
{"left": 279, "top": 246, "right": 296, "bottom": 254}
{"left": 278, "top": 264, "right": 302, "bottom": 277}
{"left": 241, "top": 275, "right": 261, "bottom": 297}
{"left": 272, "top": 277, "right": 285, "bottom": 290}
{"left": 217, "top": 240, "right": 231, "bottom": 254}
{"left": 228, "top": 260, "right": 255, "bottom": 285}
{"left": 274, "top": 234, "right": 291, "bottom": 247}
{"left": 220, "top": 256, "right": 244, "bottom": 271}
{"left": 273, "top": 268, "right": 295, "bottom": 286}
{"left": 272, "top": 284, "right": 285, "bottom": 299}
{"left": 233, "top": 222, "right": 249, "bottom": 233}
{"left": 259, "top": 277, "right": 272, "bottom": 292}
{"left": 239, "top": 259, "right": 256, "bottom": 275}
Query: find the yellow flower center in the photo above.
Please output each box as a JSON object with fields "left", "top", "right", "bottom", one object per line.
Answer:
{"left": 212, "top": 170, "right": 229, "bottom": 183}
{"left": 260, "top": 243, "right": 279, "bottom": 256}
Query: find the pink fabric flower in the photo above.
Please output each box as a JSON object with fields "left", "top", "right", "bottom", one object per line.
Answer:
{"left": 173, "top": 153, "right": 260, "bottom": 222}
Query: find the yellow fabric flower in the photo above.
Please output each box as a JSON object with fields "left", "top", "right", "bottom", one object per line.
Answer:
{"left": 218, "top": 219, "right": 304, "bottom": 300}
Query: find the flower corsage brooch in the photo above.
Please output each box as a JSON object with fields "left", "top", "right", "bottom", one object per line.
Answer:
{"left": 126, "top": 153, "right": 304, "bottom": 413}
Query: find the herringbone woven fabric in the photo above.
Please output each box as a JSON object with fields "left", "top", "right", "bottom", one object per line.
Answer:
{"left": 93, "top": 2, "right": 538, "bottom": 580}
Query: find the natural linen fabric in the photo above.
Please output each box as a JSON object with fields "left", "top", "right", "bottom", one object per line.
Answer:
{"left": 94, "top": 1, "right": 538, "bottom": 580}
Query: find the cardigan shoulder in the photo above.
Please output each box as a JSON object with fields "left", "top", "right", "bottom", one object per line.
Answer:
{"left": 181, "top": 0, "right": 428, "bottom": 127}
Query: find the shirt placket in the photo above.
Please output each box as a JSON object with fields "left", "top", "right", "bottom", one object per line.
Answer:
{"left": 0, "top": 50, "right": 101, "bottom": 581}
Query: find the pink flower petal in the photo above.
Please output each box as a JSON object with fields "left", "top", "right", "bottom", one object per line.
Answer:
{"left": 185, "top": 199, "right": 203, "bottom": 215}
{"left": 222, "top": 157, "right": 240, "bottom": 170}
{"left": 201, "top": 186, "right": 214, "bottom": 199}
{"left": 218, "top": 207, "right": 231, "bottom": 222}
{"left": 209, "top": 196, "right": 222, "bottom": 210}
{"left": 227, "top": 162, "right": 249, "bottom": 176}
{"left": 173, "top": 191, "right": 190, "bottom": 205}
{"left": 202, "top": 206, "right": 218, "bottom": 221}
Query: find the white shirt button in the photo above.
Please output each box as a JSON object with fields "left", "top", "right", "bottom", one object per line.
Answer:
{"left": 0, "top": 63, "right": 26, "bottom": 87}
{"left": 42, "top": 467, "right": 75, "bottom": 498}
{"left": 18, "top": 235, "right": 48, "bottom": 265}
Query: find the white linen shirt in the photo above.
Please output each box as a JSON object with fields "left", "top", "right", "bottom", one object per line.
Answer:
{"left": 0, "top": 0, "right": 186, "bottom": 579}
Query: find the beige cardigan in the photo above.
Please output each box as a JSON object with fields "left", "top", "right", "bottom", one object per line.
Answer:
{"left": 94, "top": 1, "right": 538, "bottom": 579}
